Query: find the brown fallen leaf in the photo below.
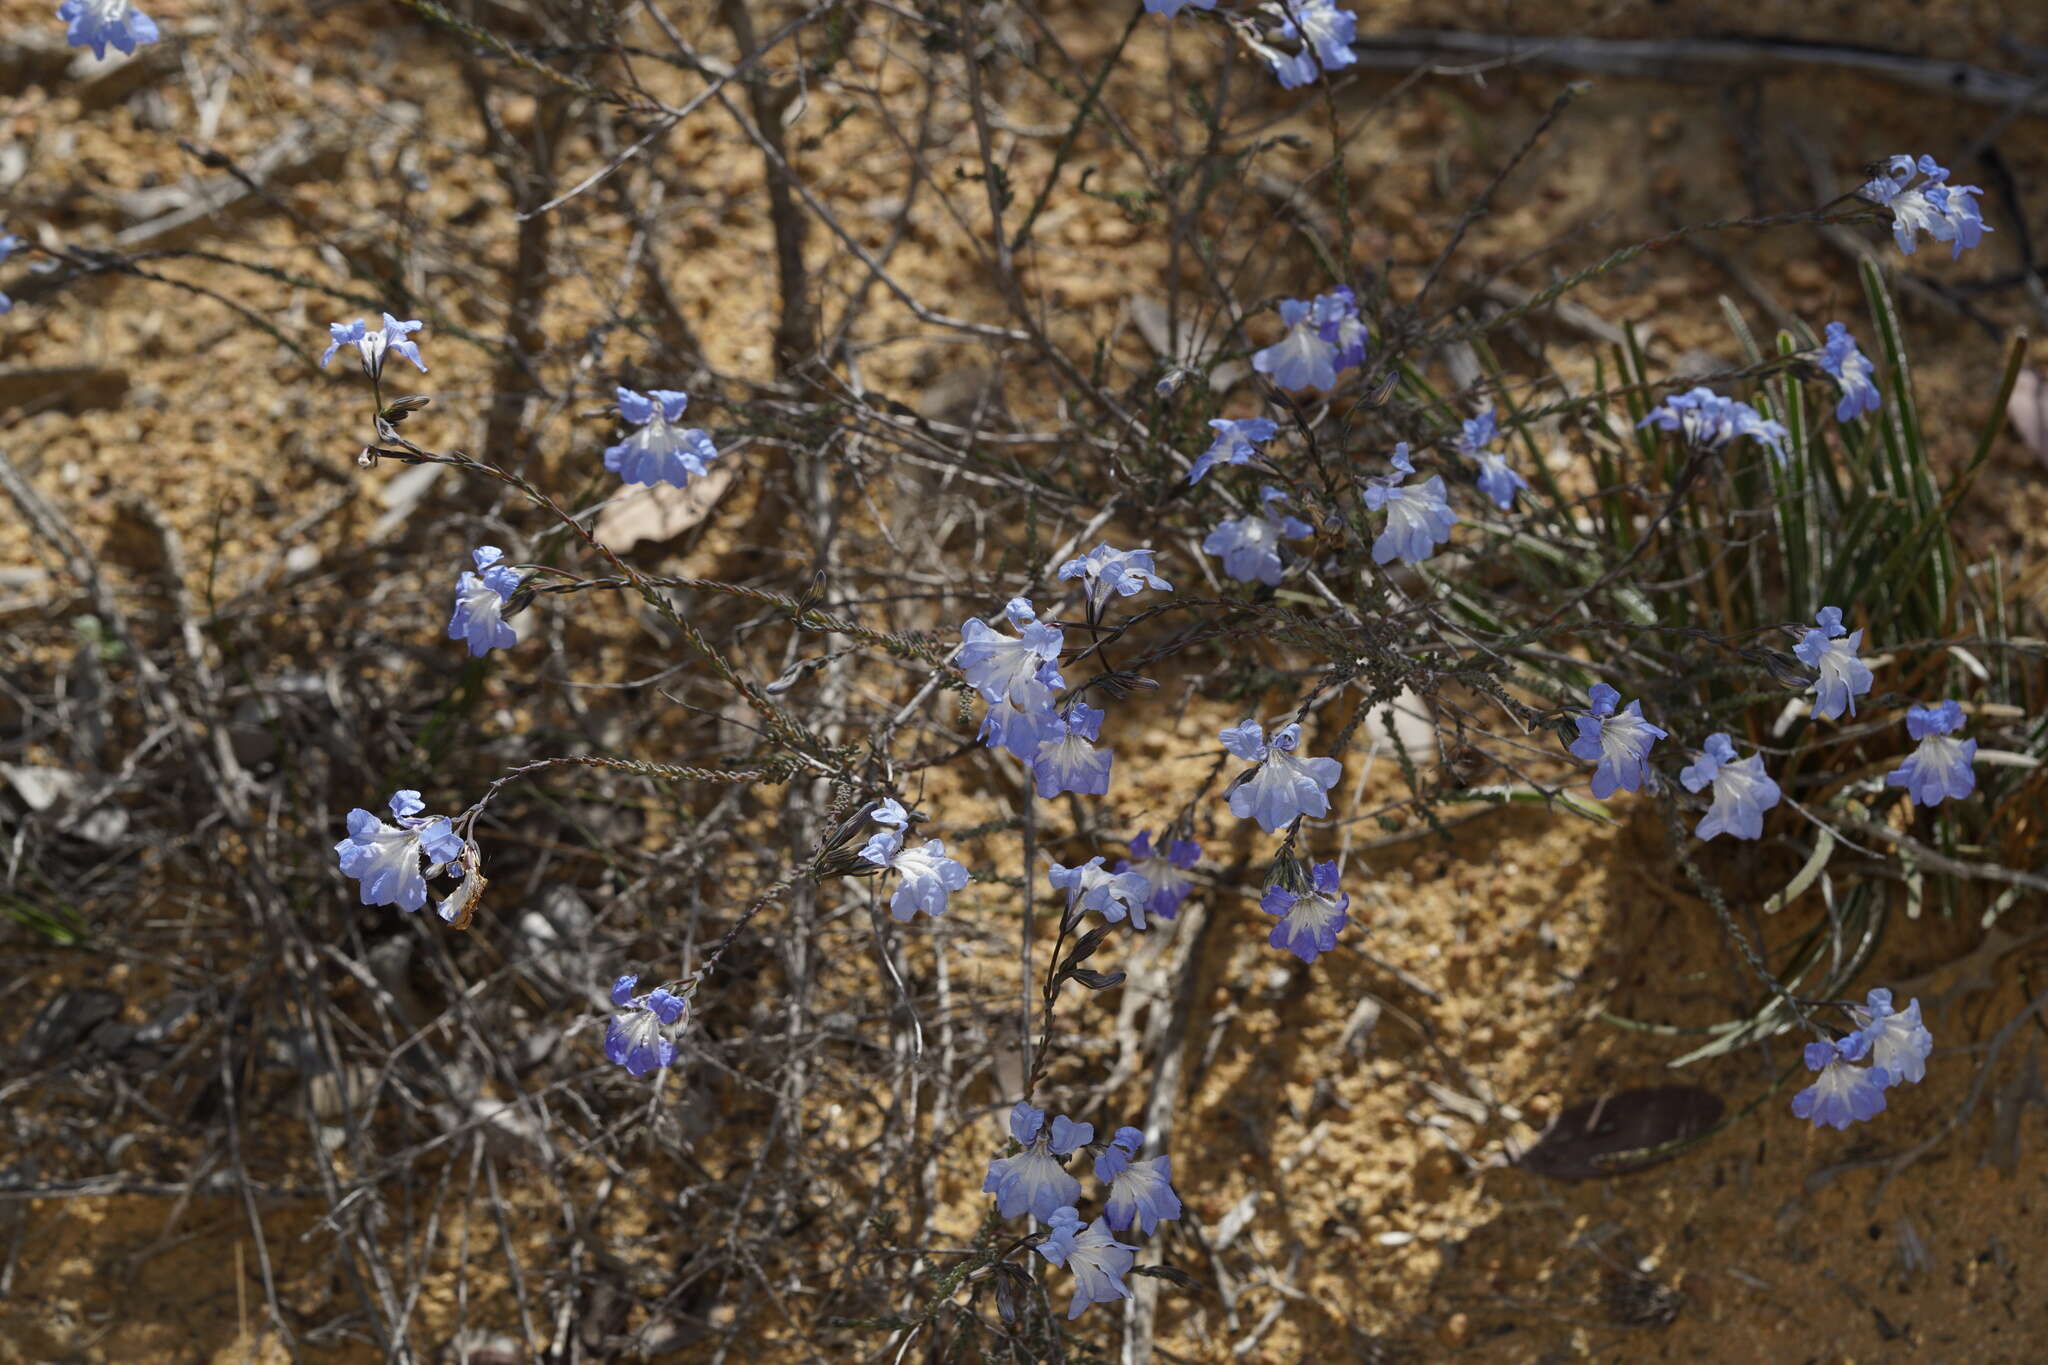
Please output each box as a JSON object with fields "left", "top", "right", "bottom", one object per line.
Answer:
{"left": 590, "top": 466, "right": 736, "bottom": 553}
{"left": 1517, "top": 1085, "right": 1725, "bottom": 1180}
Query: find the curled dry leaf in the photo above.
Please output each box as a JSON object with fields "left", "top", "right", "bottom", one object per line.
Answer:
{"left": 2006, "top": 368, "right": 2048, "bottom": 465}
{"left": 591, "top": 465, "right": 736, "bottom": 553}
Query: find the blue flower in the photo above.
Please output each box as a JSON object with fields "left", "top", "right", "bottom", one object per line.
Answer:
{"left": 1473, "top": 453, "right": 1527, "bottom": 511}
{"left": 1203, "top": 485, "right": 1313, "bottom": 587}
{"left": 1254, "top": 39, "right": 1320, "bottom": 90}
{"left": 1190, "top": 417, "right": 1279, "bottom": 484}
{"left": 1095, "top": 1127, "right": 1183, "bottom": 1235}
{"left": 0, "top": 231, "right": 20, "bottom": 314}
{"left": 1311, "top": 286, "right": 1369, "bottom": 369}
{"left": 1049, "top": 854, "right": 1153, "bottom": 929}
{"left": 1037, "top": 1207, "right": 1136, "bottom": 1319}
{"left": 1144, "top": 0, "right": 1214, "bottom": 15}
{"left": 1284, "top": 0, "right": 1358, "bottom": 72}
{"left": 1937, "top": 183, "right": 1991, "bottom": 258}
{"left": 604, "top": 387, "right": 719, "bottom": 488}
{"left": 1116, "top": 831, "right": 1200, "bottom": 921}
{"left": 446, "top": 545, "right": 523, "bottom": 657}
{"left": 1033, "top": 704, "right": 1114, "bottom": 799}
{"left": 1859, "top": 154, "right": 1991, "bottom": 259}
{"left": 333, "top": 789, "right": 464, "bottom": 913}
{"left": 1261, "top": 859, "right": 1350, "bottom": 963}
{"left": 1058, "top": 545, "right": 1171, "bottom": 612}
{"left": 980, "top": 669, "right": 1062, "bottom": 760}
{"left": 1848, "top": 988, "right": 1932, "bottom": 1089}
{"left": 1568, "top": 683, "right": 1667, "bottom": 799}
{"left": 1458, "top": 410, "right": 1528, "bottom": 510}
{"left": 871, "top": 798, "right": 910, "bottom": 829}
{"left": 1817, "top": 322, "right": 1880, "bottom": 421}
{"left": 1636, "top": 386, "right": 1789, "bottom": 464}
{"left": 1364, "top": 443, "right": 1456, "bottom": 564}
{"left": 1793, "top": 606, "right": 1874, "bottom": 721}
{"left": 1252, "top": 298, "right": 1339, "bottom": 391}
{"left": 604, "top": 973, "right": 688, "bottom": 1076}
{"left": 1258, "top": 1, "right": 1358, "bottom": 87}
{"left": 1223, "top": 720, "right": 1342, "bottom": 832}
{"left": 1885, "top": 700, "right": 1976, "bottom": 807}
{"left": 959, "top": 601, "right": 1064, "bottom": 709}
{"left": 1791, "top": 1035, "right": 1889, "bottom": 1131}
{"left": 1458, "top": 408, "right": 1499, "bottom": 452}
{"left": 1678, "top": 733, "right": 1780, "bottom": 841}
{"left": 320, "top": 314, "right": 427, "bottom": 380}
{"left": 984, "top": 1102, "right": 1092, "bottom": 1220}
{"left": 860, "top": 831, "right": 971, "bottom": 921}
{"left": 57, "top": 0, "right": 160, "bottom": 59}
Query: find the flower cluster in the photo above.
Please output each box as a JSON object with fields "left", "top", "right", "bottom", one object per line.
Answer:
{"left": 447, "top": 546, "right": 524, "bottom": 658}
{"left": 1792, "top": 988, "right": 1934, "bottom": 1130}
{"left": 605, "top": 387, "right": 719, "bottom": 489}
{"left": 58, "top": 0, "right": 160, "bottom": 60}
{"left": 1860, "top": 154, "right": 1990, "bottom": 260}
{"left": 291, "top": 102, "right": 2008, "bottom": 1213}
{"left": 972, "top": 636, "right": 1105, "bottom": 798}
{"left": 604, "top": 974, "right": 688, "bottom": 1077}
{"left": 1563, "top": 605, "right": 1940, "bottom": 844}
{"left": 1252, "top": 286, "right": 1367, "bottom": 391}
{"left": 1637, "top": 387, "right": 1789, "bottom": 464}
{"left": 986, "top": 1104, "right": 1182, "bottom": 1317}
{"left": 957, "top": 544, "right": 1171, "bottom": 799}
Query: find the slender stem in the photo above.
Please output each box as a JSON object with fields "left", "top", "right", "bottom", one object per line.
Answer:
{"left": 1019, "top": 793, "right": 1038, "bottom": 1098}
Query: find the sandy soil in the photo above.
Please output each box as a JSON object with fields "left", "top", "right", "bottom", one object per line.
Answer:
{"left": 3, "top": 0, "right": 2046, "bottom": 1361}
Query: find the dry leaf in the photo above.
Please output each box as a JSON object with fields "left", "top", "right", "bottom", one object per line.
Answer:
{"left": 1518, "top": 1085, "right": 1725, "bottom": 1180}
{"left": 1362, "top": 687, "right": 1435, "bottom": 761}
{"left": 1129, "top": 295, "right": 1249, "bottom": 392}
{"left": 2007, "top": 368, "right": 2048, "bottom": 464}
{"left": 591, "top": 466, "right": 736, "bottom": 552}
